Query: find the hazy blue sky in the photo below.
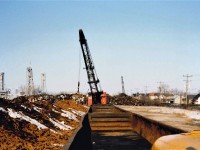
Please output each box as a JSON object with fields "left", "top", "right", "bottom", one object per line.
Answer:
{"left": 0, "top": 1, "right": 200, "bottom": 95}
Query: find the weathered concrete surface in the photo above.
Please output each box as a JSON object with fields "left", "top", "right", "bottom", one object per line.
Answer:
{"left": 116, "top": 106, "right": 200, "bottom": 144}
{"left": 116, "top": 106, "right": 200, "bottom": 132}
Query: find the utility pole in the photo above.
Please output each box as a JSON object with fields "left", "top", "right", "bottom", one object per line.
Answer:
{"left": 121, "top": 76, "right": 125, "bottom": 94}
{"left": 41, "top": 73, "right": 46, "bottom": 94}
{"left": 157, "top": 81, "right": 164, "bottom": 93}
{"left": 157, "top": 81, "right": 164, "bottom": 101}
{"left": 144, "top": 86, "right": 149, "bottom": 95}
{"left": 183, "top": 74, "right": 192, "bottom": 105}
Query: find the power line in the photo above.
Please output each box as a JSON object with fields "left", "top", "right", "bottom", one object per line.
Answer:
{"left": 77, "top": 48, "right": 82, "bottom": 93}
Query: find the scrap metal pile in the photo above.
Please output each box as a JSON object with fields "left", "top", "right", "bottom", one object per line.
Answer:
{"left": 0, "top": 95, "right": 88, "bottom": 150}
{"left": 112, "top": 94, "right": 143, "bottom": 105}
{"left": 112, "top": 93, "right": 160, "bottom": 106}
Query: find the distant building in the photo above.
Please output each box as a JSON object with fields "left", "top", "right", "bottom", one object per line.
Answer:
{"left": 149, "top": 92, "right": 159, "bottom": 100}
{"left": 0, "top": 89, "right": 11, "bottom": 99}
{"left": 180, "top": 95, "right": 196, "bottom": 104}
{"left": 148, "top": 92, "right": 174, "bottom": 103}
{"left": 173, "top": 95, "right": 184, "bottom": 104}
{"left": 161, "top": 93, "right": 175, "bottom": 103}
{"left": 0, "top": 90, "right": 6, "bottom": 98}
{"left": 192, "top": 94, "right": 200, "bottom": 105}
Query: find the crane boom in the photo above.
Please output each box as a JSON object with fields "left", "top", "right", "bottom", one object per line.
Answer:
{"left": 79, "top": 29, "right": 102, "bottom": 104}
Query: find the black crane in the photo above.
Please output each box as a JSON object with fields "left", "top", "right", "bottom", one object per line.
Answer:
{"left": 79, "top": 29, "right": 102, "bottom": 104}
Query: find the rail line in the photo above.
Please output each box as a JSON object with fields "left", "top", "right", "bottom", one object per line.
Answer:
{"left": 89, "top": 104, "right": 151, "bottom": 150}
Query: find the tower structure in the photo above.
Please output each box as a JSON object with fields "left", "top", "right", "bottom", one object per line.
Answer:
{"left": 41, "top": 73, "right": 46, "bottom": 94}
{"left": 0, "top": 72, "right": 5, "bottom": 91}
{"left": 121, "top": 76, "right": 125, "bottom": 94}
{"left": 26, "top": 67, "right": 34, "bottom": 95}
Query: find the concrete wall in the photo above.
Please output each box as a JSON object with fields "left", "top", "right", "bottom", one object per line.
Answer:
{"left": 63, "top": 113, "right": 92, "bottom": 150}
{"left": 131, "top": 114, "right": 186, "bottom": 144}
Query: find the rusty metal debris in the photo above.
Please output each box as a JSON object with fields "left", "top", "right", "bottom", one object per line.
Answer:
{"left": 111, "top": 93, "right": 160, "bottom": 106}
{"left": 0, "top": 95, "right": 88, "bottom": 149}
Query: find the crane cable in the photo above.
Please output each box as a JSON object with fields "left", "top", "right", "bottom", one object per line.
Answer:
{"left": 77, "top": 47, "right": 81, "bottom": 93}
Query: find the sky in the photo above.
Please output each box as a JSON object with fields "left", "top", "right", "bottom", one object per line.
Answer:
{"left": 0, "top": 1, "right": 200, "bottom": 95}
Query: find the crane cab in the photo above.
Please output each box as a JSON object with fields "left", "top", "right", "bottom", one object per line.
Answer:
{"left": 101, "top": 92, "right": 109, "bottom": 104}
{"left": 87, "top": 92, "right": 109, "bottom": 106}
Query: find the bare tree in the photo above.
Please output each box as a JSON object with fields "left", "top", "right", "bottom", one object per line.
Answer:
{"left": 157, "top": 83, "right": 170, "bottom": 94}
{"left": 170, "top": 88, "right": 184, "bottom": 95}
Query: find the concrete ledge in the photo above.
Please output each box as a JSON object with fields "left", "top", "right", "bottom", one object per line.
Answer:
{"left": 131, "top": 113, "right": 186, "bottom": 144}
{"left": 63, "top": 113, "right": 92, "bottom": 150}
{"left": 115, "top": 105, "right": 189, "bottom": 144}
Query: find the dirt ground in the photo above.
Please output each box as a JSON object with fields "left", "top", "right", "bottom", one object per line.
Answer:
{"left": 0, "top": 96, "right": 88, "bottom": 150}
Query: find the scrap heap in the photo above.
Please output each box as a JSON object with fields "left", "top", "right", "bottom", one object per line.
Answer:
{"left": 0, "top": 95, "right": 88, "bottom": 150}
{"left": 112, "top": 93, "right": 160, "bottom": 106}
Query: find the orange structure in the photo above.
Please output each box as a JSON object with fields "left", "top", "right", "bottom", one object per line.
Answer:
{"left": 87, "top": 92, "right": 109, "bottom": 106}
{"left": 87, "top": 96, "right": 93, "bottom": 106}
{"left": 101, "top": 92, "right": 108, "bottom": 104}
